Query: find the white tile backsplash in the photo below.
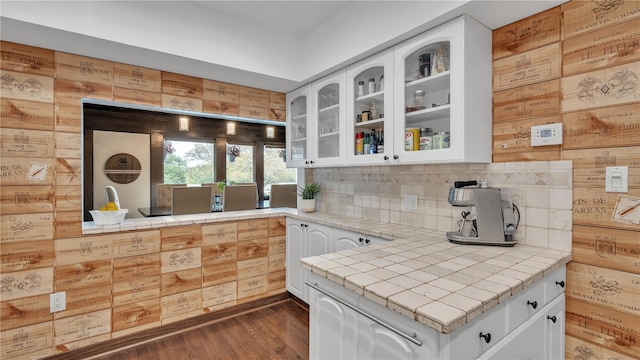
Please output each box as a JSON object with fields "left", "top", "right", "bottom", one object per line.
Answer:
{"left": 307, "top": 161, "right": 572, "bottom": 252}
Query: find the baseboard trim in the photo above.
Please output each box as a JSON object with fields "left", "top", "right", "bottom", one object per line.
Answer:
{"left": 43, "top": 292, "right": 293, "bottom": 360}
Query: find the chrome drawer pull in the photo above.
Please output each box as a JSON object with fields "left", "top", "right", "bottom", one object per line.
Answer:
{"left": 479, "top": 332, "right": 491, "bottom": 343}
{"left": 547, "top": 315, "right": 557, "bottom": 323}
{"left": 306, "top": 281, "right": 422, "bottom": 346}
{"left": 555, "top": 280, "right": 565, "bottom": 288}
{"left": 527, "top": 300, "right": 537, "bottom": 309}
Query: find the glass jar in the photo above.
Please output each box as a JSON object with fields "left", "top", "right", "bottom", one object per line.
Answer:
{"left": 357, "top": 81, "right": 365, "bottom": 97}
{"left": 413, "top": 90, "right": 426, "bottom": 110}
{"left": 433, "top": 131, "right": 450, "bottom": 149}
{"left": 419, "top": 128, "right": 433, "bottom": 150}
{"left": 368, "top": 78, "right": 376, "bottom": 94}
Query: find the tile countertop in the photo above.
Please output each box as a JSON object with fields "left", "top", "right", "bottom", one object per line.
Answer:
{"left": 82, "top": 207, "right": 299, "bottom": 234}
{"left": 82, "top": 207, "right": 426, "bottom": 235}
{"left": 296, "top": 213, "right": 572, "bottom": 335}
{"left": 83, "top": 208, "right": 420, "bottom": 235}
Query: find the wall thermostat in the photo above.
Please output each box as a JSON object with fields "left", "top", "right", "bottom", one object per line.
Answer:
{"left": 531, "top": 123, "right": 562, "bottom": 146}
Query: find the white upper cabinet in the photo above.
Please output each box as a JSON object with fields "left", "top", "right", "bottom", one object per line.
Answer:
{"left": 392, "top": 15, "right": 491, "bottom": 164}
{"left": 287, "top": 15, "right": 491, "bottom": 167}
{"left": 311, "top": 71, "right": 347, "bottom": 167}
{"left": 346, "top": 49, "right": 394, "bottom": 165}
{"left": 286, "top": 86, "right": 311, "bottom": 167}
{"left": 287, "top": 71, "right": 346, "bottom": 168}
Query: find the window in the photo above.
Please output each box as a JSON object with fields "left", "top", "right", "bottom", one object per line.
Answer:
{"left": 226, "top": 144, "right": 254, "bottom": 184}
{"left": 164, "top": 139, "right": 215, "bottom": 184}
{"left": 263, "top": 146, "right": 296, "bottom": 199}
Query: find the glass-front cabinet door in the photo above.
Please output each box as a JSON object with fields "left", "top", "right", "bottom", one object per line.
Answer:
{"left": 286, "top": 86, "right": 311, "bottom": 167}
{"left": 346, "top": 49, "right": 394, "bottom": 165}
{"left": 310, "top": 71, "right": 346, "bottom": 167}
{"left": 392, "top": 15, "right": 491, "bottom": 164}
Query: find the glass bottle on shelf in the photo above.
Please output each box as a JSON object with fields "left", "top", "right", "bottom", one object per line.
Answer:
{"left": 369, "top": 129, "right": 377, "bottom": 154}
{"left": 363, "top": 133, "right": 370, "bottom": 154}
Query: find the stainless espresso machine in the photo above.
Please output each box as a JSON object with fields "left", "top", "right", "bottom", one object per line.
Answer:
{"left": 446, "top": 180, "right": 519, "bottom": 246}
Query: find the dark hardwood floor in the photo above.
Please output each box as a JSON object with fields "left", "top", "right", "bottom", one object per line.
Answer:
{"left": 89, "top": 299, "right": 309, "bottom": 360}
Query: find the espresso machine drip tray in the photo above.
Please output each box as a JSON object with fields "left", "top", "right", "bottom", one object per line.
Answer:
{"left": 446, "top": 231, "right": 517, "bottom": 247}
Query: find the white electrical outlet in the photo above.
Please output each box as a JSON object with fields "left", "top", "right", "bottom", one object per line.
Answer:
{"left": 404, "top": 194, "right": 418, "bottom": 211}
{"left": 50, "top": 292, "right": 66, "bottom": 313}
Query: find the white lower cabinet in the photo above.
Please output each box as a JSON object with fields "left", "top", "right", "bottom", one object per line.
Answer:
{"left": 440, "top": 301, "right": 507, "bottom": 359}
{"left": 333, "top": 228, "right": 389, "bottom": 251}
{"left": 308, "top": 266, "right": 566, "bottom": 360}
{"left": 507, "top": 279, "right": 545, "bottom": 331}
{"left": 286, "top": 218, "right": 333, "bottom": 304}
{"left": 545, "top": 296, "right": 565, "bottom": 359}
{"left": 357, "top": 289, "right": 436, "bottom": 360}
{"left": 479, "top": 296, "right": 565, "bottom": 360}
{"left": 358, "top": 316, "right": 419, "bottom": 359}
{"left": 309, "top": 272, "right": 437, "bottom": 360}
{"left": 285, "top": 219, "right": 306, "bottom": 300}
{"left": 309, "top": 276, "right": 360, "bottom": 360}
{"left": 287, "top": 218, "right": 391, "bottom": 303}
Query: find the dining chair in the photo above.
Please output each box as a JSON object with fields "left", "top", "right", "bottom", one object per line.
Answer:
{"left": 172, "top": 186, "right": 212, "bottom": 215}
{"left": 157, "top": 184, "right": 186, "bottom": 207}
{"left": 223, "top": 184, "right": 258, "bottom": 211}
{"left": 269, "top": 184, "right": 297, "bottom": 208}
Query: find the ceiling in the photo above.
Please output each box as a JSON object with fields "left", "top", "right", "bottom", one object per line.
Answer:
{"left": 192, "top": 1, "right": 353, "bottom": 36}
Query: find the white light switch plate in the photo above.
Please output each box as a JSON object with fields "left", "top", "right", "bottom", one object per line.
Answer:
{"left": 606, "top": 166, "right": 628, "bottom": 193}
{"left": 531, "top": 123, "right": 562, "bottom": 146}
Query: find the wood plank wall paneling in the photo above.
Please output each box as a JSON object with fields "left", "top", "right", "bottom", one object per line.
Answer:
{"left": 0, "top": 217, "right": 286, "bottom": 356}
{"left": 0, "top": 38, "right": 286, "bottom": 357}
{"left": 494, "top": 1, "right": 640, "bottom": 358}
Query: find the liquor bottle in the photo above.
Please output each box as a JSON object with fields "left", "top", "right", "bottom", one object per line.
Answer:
{"left": 363, "top": 133, "right": 370, "bottom": 154}
{"left": 369, "top": 129, "right": 377, "bottom": 154}
{"left": 377, "top": 130, "right": 384, "bottom": 154}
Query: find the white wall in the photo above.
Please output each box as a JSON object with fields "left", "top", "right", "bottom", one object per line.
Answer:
{"left": 93, "top": 131, "right": 150, "bottom": 219}
{"left": 1, "top": 0, "right": 566, "bottom": 92}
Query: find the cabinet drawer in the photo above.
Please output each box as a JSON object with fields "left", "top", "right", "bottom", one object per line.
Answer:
{"left": 544, "top": 266, "right": 566, "bottom": 304}
{"left": 507, "top": 279, "right": 544, "bottom": 332}
{"left": 442, "top": 302, "right": 507, "bottom": 359}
